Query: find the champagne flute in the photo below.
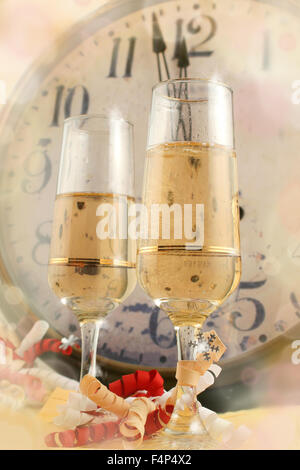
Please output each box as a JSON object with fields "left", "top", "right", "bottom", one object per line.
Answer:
{"left": 137, "top": 79, "right": 241, "bottom": 448}
{"left": 48, "top": 114, "right": 136, "bottom": 380}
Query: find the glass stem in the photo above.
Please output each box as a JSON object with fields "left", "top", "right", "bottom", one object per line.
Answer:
{"left": 175, "top": 325, "right": 203, "bottom": 423}
{"left": 164, "top": 324, "right": 208, "bottom": 437}
{"left": 176, "top": 325, "right": 202, "bottom": 361}
{"left": 79, "top": 320, "right": 101, "bottom": 381}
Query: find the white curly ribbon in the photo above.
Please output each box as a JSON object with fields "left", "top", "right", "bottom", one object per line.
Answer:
{"left": 0, "top": 338, "right": 25, "bottom": 370}
{"left": 198, "top": 405, "right": 252, "bottom": 448}
{"left": 0, "top": 322, "right": 20, "bottom": 348}
{"left": 53, "top": 392, "right": 98, "bottom": 428}
{"left": 19, "top": 367, "right": 79, "bottom": 392}
{"left": 155, "top": 388, "right": 176, "bottom": 408}
{"left": 175, "top": 364, "right": 222, "bottom": 410}
{"left": 15, "top": 320, "right": 49, "bottom": 357}
{"left": 0, "top": 339, "right": 6, "bottom": 365}
{"left": 0, "top": 390, "right": 24, "bottom": 411}
{"left": 0, "top": 381, "right": 25, "bottom": 411}
{"left": 196, "top": 364, "right": 222, "bottom": 394}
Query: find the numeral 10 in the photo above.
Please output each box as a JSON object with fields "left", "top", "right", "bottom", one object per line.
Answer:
{"left": 51, "top": 85, "right": 90, "bottom": 127}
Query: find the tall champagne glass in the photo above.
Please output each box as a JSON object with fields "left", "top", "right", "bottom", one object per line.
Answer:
{"left": 48, "top": 115, "right": 136, "bottom": 380}
{"left": 137, "top": 79, "right": 241, "bottom": 448}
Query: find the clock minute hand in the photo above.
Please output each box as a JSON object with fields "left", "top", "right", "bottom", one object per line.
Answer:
{"left": 152, "top": 12, "right": 170, "bottom": 81}
{"left": 177, "top": 37, "right": 190, "bottom": 79}
{"left": 175, "top": 37, "right": 192, "bottom": 141}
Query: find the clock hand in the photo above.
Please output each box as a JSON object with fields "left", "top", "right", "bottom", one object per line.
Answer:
{"left": 174, "top": 37, "right": 191, "bottom": 140}
{"left": 177, "top": 37, "right": 190, "bottom": 79}
{"left": 152, "top": 12, "right": 170, "bottom": 81}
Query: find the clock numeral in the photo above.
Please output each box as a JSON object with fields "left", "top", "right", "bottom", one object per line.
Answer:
{"left": 290, "top": 292, "right": 300, "bottom": 318}
{"left": 174, "top": 15, "right": 216, "bottom": 58}
{"left": 51, "top": 85, "right": 90, "bottom": 127}
{"left": 229, "top": 280, "right": 267, "bottom": 332}
{"left": 188, "top": 16, "right": 216, "bottom": 57}
{"left": 107, "top": 37, "right": 137, "bottom": 78}
{"left": 32, "top": 220, "right": 52, "bottom": 266}
{"left": 149, "top": 307, "right": 176, "bottom": 349}
{"left": 22, "top": 148, "right": 51, "bottom": 194}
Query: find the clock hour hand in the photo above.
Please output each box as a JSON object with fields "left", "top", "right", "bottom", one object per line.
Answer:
{"left": 152, "top": 12, "right": 170, "bottom": 81}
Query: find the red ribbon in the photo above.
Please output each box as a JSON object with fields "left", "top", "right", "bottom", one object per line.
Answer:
{"left": 45, "top": 369, "right": 170, "bottom": 448}
{"left": 23, "top": 339, "right": 72, "bottom": 365}
{"left": 45, "top": 420, "right": 121, "bottom": 448}
{"left": 109, "top": 369, "right": 164, "bottom": 398}
{"left": 0, "top": 336, "right": 20, "bottom": 361}
{"left": 0, "top": 336, "right": 73, "bottom": 365}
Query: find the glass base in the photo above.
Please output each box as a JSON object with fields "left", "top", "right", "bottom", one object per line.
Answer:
{"left": 141, "top": 406, "right": 220, "bottom": 450}
{"left": 141, "top": 430, "right": 219, "bottom": 450}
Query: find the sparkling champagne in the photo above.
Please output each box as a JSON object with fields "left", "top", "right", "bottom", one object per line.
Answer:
{"left": 49, "top": 193, "right": 136, "bottom": 322}
{"left": 137, "top": 142, "right": 241, "bottom": 327}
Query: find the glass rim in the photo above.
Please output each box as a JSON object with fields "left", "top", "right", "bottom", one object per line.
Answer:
{"left": 152, "top": 78, "right": 233, "bottom": 100}
{"left": 63, "top": 113, "right": 133, "bottom": 128}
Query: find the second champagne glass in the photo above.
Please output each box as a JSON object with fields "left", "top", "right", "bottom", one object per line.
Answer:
{"left": 137, "top": 79, "right": 241, "bottom": 448}
{"left": 48, "top": 115, "right": 136, "bottom": 380}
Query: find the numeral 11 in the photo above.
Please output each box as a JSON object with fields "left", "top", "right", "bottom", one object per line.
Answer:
{"left": 107, "top": 37, "right": 137, "bottom": 78}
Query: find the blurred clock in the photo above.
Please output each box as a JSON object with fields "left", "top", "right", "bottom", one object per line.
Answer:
{"left": 0, "top": 0, "right": 300, "bottom": 383}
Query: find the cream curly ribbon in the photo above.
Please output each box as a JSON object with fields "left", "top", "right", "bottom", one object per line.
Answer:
{"left": 19, "top": 367, "right": 79, "bottom": 392}
{"left": 80, "top": 375, "right": 156, "bottom": 448}
{"left": 80, "top": 374, "right": 130, "bottom": 418}
{"left": 158, "top": 364, "right": 222, "bottom": 411}
{"left": 15, "top": 320, "right": 49, "bottom": 358}
{"left": 119, "top": 397, "right": 156, "bottom": 449}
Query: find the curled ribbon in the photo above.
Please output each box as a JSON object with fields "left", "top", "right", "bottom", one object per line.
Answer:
{"left": 176, "top": 330, "right": 226, "bottom": 388}
{"left": 109, "top": 369, "right": 164, "bottom": 398}
{"left": 19, "top": 367, "right": 79, "bottom": 392}
{"left": 22, "top": 339, "right": 72, "bottom": 365}
{"left": 54, "top": 392, "right": 100, "bottom": 428}
{"left": 45, "top": 420, "right": 120, "bottom": 448}
{"left": 44, "top": 331, "right": 250, "bottom": 449}
{"left": 15, "top": 321, "right": 49, "bottom": 358}
{"left": 0, "top": 380, "right": 25, "bottom": 410}
{"left": 80, "top": 374, "right": 129, "bottom": 418}
{"left": 0, "top": 323, "right": 20, "bottom": 350}
{"left": 0, "top": 366, "right": 47, "bottom": 402}
{"left": 120, "top": 397, "right": 156, "bottom": 449}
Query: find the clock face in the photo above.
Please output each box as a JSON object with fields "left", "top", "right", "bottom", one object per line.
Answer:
{"left": 0, "top": 0, "right": 300, "bottom": 371}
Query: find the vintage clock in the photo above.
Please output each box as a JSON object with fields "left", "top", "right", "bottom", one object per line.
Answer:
{"left": 0, "top": 0, "right": 300, "bottom": 386}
